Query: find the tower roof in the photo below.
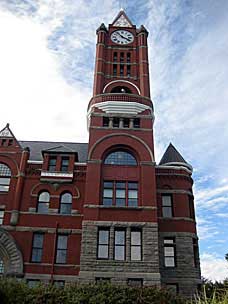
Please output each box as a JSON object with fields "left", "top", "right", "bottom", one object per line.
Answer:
{"left": 159, "top": 143, "right": 192, "bottom": 171}
{"left": 112, "top": 10, "right": 133, "bottom": 27}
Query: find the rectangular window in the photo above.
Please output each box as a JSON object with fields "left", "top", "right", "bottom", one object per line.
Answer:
{"left": 127, "top": 52, "right": 131, "bottom": 63}
{"left": 120, "top": 52, "right": 124, "bottom": 62}
{"left": 162, "top": 195, "right": 173, "bottom": 218}
{"left": 113, "top": 52, "right": 117, "bottom": 62}
{"left": 193, "top": 238, "right": 198, "bottom": 267}
{"left": 114, "top": 229, "right": 126, "bottom": 260}
{"left": 123, "top": 118, "right": 129, "bottom": 128}
{"left": 31, "top": 233, "right": 44, "bottom": 263}
{"left": 113, "top": 117, "right": 120, "bottom": 128}
{"left": 48, "top": 157, "right": 57, "bottom": 171}
{"left": 0, "top": 178, "right": 10, "bottom": 192}
{"left": 120, "top": 64, "right": 124, "bottom": 76}
{"left": 133, "top": 118, "right": 140, "bottom": 128}
{"left": 113, "top": 64, "right": 117, "bottom": 76}
{"left": 127, "top": 65, "right": 131, "bottom": 77}
{"left": 60, "top": 157, "right": 69, "bottom": 172}
{"left": 131, "top": 230, "right": 142, "bottom": 261}
{"left": 127, "top": 278, "right": 143, "bottom": 287}
{"left": 128, "top": 182, "right": 138, "bottom": 207}
{"left": 97, "top": 229, "right": 109, "bottom": 259}
{"left": 55, "top": 235, "right": 68, "bottom": 264}
{"left": 0, "top": 210, "right": 4, "bottom": 225}
{"left": 164, "top": 238, "right": 176, "bottom": 267}
{"left": 189, "top": 195, "right": 195, "bottom": 219}
{"left": 103, "top": 117, "right": 109, "bottom": 127}
{"left": 116, "top": 182, "right": 126, "bottom": 206}
{"left": 103, "top": 182, "right": 113, "bottom": 206}
{"left": 166, "top": 284, "right": 178, "bottom": 294}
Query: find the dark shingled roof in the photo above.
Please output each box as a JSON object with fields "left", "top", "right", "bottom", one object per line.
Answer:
{"left": 19, "top": 141, "right": 88, "bottom": 163}
{"left": 159, "top": 143, "right": 192, "bottom": 170}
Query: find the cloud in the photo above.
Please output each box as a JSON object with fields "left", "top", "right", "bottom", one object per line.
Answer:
{"left": 201, "top": 253, "right": 228, "bottom": 281}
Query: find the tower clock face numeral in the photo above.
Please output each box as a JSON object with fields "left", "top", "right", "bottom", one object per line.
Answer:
{"left": 111, "top": 30, "right": 134, "bottom": 45}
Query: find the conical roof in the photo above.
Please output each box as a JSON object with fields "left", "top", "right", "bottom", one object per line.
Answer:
{"left": 159, "top": 143, "right": 192, "bottom": 171}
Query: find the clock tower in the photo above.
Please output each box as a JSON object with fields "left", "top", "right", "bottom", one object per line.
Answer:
{"left": 80, "top": 10, "right": 160, "bottom": 286}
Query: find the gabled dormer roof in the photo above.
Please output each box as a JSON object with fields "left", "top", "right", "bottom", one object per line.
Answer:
{"left": 112, "top": 10, "right": 133, "bottom": 27}
{"left": 42, "top": 145, "right": 78, "bottom": 156}
{"left": 159, "top": 143, "right": 192, "bottom": 171}
{"left": 0, "top": 123, "right": 22, "bottom": 149}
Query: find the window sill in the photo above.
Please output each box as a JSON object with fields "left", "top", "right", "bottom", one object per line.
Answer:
{"left": 84, "top": 204, "right": 157, "bottom": 210}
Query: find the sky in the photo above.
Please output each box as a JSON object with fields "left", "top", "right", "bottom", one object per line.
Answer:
{"left": 0, "top": 0, "right": 227, "bottom": 281}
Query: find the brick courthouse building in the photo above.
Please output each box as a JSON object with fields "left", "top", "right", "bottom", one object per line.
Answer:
{"left": 0, "top": 11, "right": 201, "bottom": 296}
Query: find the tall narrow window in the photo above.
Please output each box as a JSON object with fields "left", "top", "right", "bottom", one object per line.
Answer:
{"left": 123, "top": 118, "right": 129, "bottom": 128}
{"left": 113, "top": 52, "right": 117, "bottom": 62}
{"left": 115, "top": 182, "right": 126, "bottom": 207}
{"left": 56, "top": 235, "right": 68, "bottom": 264}
{"left": 31, "top": 233, "right": 44, "bottom": 263}
{"left": 60, "top": 157, "right": 69, "bottom": 172}
{"left": 164, "top": 238, "right": 176, "bottom": 267}
{"left": 0, "top": 163, "right": 11, "bottom": 192}
{"left": 37, "top": 192, "right": 50, "bottom": 213}
{"left": 127, "top": 52, "right": 131, "bottom": 63}
{"left": 127, "top": 65, "right": 131, "bottom": 77}
{"left": 97, "top": 229, "right": 109, "bottom": 259}
{"left": 48, "top": 157, "right": 56, "bottom": 171}
{"left": 0, "top": 210, "right": 4, "bottom": 225}
{"left": 189, "top": 195, "right": 195, "bottom": 219}
{"left": 162, "top": 195, "right": 173, "bottom": 218}
{"left": 114, "top": 229, "right": 126, "bottom": 260}
{"left": 120, "top": 65, "right": 124, "bottom": 76}
{"left": 128, "top": 182, "right": 138, "bottom": 207}
{"left": 103, "top": 182, "right": 113, "bottom": 206}
{"left": 131, "top": 230, "right": 142, "bottom": 260}
{"left": 193, "top": 238, "right": 198, "bottom": 267}
{"left": 113, "top": 117, "right": 120, "bottom": 128}
{"left": 113, "top": 64, "right": 117, "bottom": 76}
{"left": 133, "top": 118, "right": 140, "bottom": 128}
{"left": 120, "top": 52, "right": 124, "bottom": 62}
{"left": 103, "top": 117, "right": 109, "bottom": 127}
{"left": 60, "top": 192, "right": 72, "bottom": 214}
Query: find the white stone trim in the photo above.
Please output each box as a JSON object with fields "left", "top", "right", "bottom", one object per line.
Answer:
{"left": 156, "top": 164, "right": 192, "bottom": 174}
{"left": 40, "top": 171, "right": 73, "bottom": 178}
{"left": 103, "top": 80, "right": 141, "bottom": 94}
{"left": 27, "top": 160, "right": 43, "bottom": 164}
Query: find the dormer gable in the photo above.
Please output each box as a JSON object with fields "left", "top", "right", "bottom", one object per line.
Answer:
{"left": 112, "top": 10, "right": 133, "bottom": 28}
{"left": 0, "top": 123, "right": 22, "bottom": 150}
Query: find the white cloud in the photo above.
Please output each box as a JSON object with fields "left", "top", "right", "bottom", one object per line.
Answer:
{"left": 201, "top": 253, "right": 228, "bottom": 281}
{"left": 0, "top": 10, "right": 89, "bottom": 142}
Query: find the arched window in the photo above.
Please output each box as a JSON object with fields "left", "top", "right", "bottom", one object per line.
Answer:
{"left": 59, "top": 192, "right": 72, "bottom": 214}
{"left": 104, "top": 151, "right": 137, "bottom": 166}
{"left": 110, "top": 86, "right": 132, "bottom": 94}
{"left": 37, "top": 192, "right": 50, "bottom": 213}
{"left": 0, "top": 163, "right": 11, "bottom": 192}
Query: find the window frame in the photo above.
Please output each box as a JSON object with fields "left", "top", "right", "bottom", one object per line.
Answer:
{"left": 55, "top": 234, "right": 68, "bottom": 264}
{"left": 161, "top": 194, "right": 173, "bottom": 218}
{"left": 164, "top": 237, "right": 176, "bottom": 268}
{"left": 114, "top": 229, "right": 126, "bottom": 261}
{"left": 60, "top": 157, "right": 69, "bottom": 172}
{"left": 31, "top": 233, "right": 44, "bottom": 263}
{"left": 97, "top": 228, "right": 110, "bottom": 260}
{"left": 37, "top": 191, "right": 50, "bottom": 214}
{"left": 0, "top": 163, "right": 11, "bottom": 192}
{"left": 48, "top": 157, "right": 57, "bottom": 172}
{"left": 59, "top": 192, "right": 72, "bottom": 215}
{"left": 104, "top": 150, "right": 137, "bottom": 166}
{"left": 130, "top": 229, "right": 142, "bottom": 261}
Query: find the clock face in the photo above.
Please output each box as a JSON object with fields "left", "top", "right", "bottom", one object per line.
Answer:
{"left": 111, "top": 30, "right": 134, "bottom": 45}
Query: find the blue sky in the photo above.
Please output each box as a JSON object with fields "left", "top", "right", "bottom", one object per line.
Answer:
{"left": 0, "top": 0, "right": 227, "bottom": 280}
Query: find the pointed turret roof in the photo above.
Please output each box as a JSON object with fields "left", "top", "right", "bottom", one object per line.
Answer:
{"left": 112, "top": 10, "right": 133, "bottom": 27}
{"left": 0, "top": 123, "right": 22, "bottom": 148}
{"left": 159, "top": 143, "right": 192, "bottom": 171}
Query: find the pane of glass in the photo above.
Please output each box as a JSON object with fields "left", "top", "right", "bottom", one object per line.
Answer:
{"left": 164, "top": 239, "right": 174, "bottom": 244}
{"left": 39, "top": 192, "right": 50, "bottom": 202}
{"left": 116, "top": 198, "right": 125, "bottom": 206}
{"left": 164, "top": 247, "right": 174, "bottom": 256}
{"left": 62, "top": 159, "right": 69, "bottom": 166}
{"left": 131, "top": 231, "right": 141, "bottom": 245}
{"left": 57, "top": 235, "right": 68, "bottom": 249}
{"left": 162, "top": 207, "right": 172, "bottom": 218}
{"left": 56, "top": 250, "right": 67, "bottom": 263}
{"left": 131, "top": 247, "right": 141, "bottom": 260}
{"left": 0, "top": 185, "right": 9, "bottom": 192}
{"left": 116, "top": 189, "right": 125, "bottom": 198}
{"left": 32, "top": 248, "right": 42, "bottom": 262}
{"left": 99, "top": 230, "right": 109, "bottom": 244}
{"left": 128, "top": 182, "right": 138, "bottom": 189}
{"left": 0, "top": 164, "right": 11, "bottom": 176}
{"left": 98, "top": 245, "right": 108, "bottom": 259}
{"left": 116, "top": 182, "right": 126, "bottom": 189}
{"left": 103, "top": 189, "right": 113, "bottom": 198}
{"left": 115, "top": 231, "right": 125, "bottom": 245}
{"left": 0, "top": 178, "right": 10, "bottom": 185}
{"left": 115, "top": 246, "right": 125, "bottom": 260}
{"left": 37, "top": 203, "right": 49, "bottom": 213}
{"left": 0, "top": 210, "right": 4, "bottom": 217}
{"left": 103, "top": 181, "right": 113, "bottom": 188}
{"left": 33, "top": 234, "right": 44, "bottom": 248}
{"left": 162, "top": 196, "right": 172, "bottom": 206}
{"left": 61, "top": 193, "right": 72, "bottom": 204}
{"left": 128, "top": 190, "right": 138, "bottom": 199}
{"left": 165, "top": 257, "right": 175, "bottom": 267}
{"left": 103, "top": 198, "right": 113, "bottom": 206}
{"left": 128, "top": 199, "right": 138, "bottom": 207}
{"left": 49, "top": 158, "right": 56, "bottom": 166}
{"left": 60, "top": 203, "right": 71, "bottom": 214}
{"left": 0, "top": 218, "right": 3, "bottom": 225}
{"left": 104, "top": 151, "right": 137, "bottom": 165}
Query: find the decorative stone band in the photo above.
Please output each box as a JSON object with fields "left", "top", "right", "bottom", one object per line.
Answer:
{"left": 41, "top": 171, "right": 73, "bottom": 178}
{"left": 156, "top": 164, "right": 192, "bottom": 174}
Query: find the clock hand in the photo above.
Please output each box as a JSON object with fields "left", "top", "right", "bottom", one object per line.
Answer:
{"left": 117, "top": 32, "right": 131, "bottom": 42}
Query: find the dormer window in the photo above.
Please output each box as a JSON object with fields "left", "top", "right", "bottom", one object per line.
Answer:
{"left": 48, "top": 157, "right": 57, "bottom": 172}
{"left": 60, "top": 157, "right": 69, "bottom": 172}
